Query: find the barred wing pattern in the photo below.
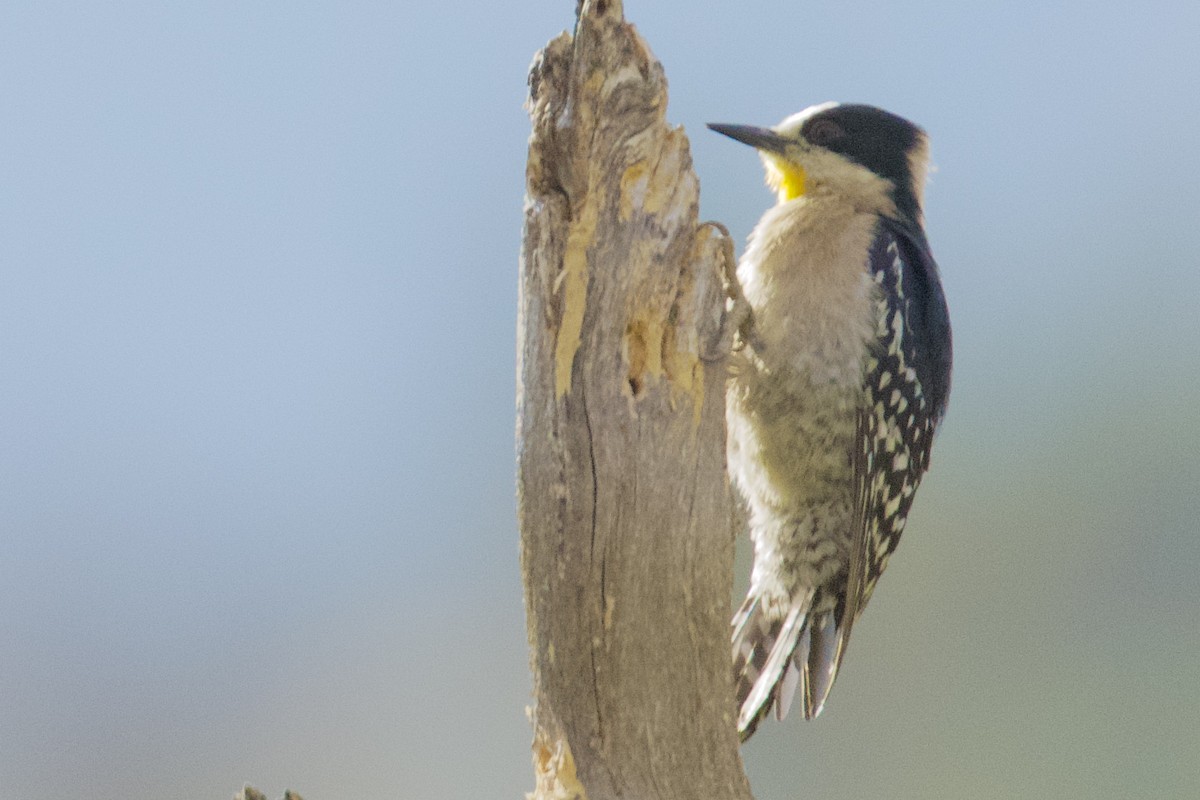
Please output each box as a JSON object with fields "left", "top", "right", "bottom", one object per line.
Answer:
{"left": 841, "top": 223, "right": 952, "bottom": 655}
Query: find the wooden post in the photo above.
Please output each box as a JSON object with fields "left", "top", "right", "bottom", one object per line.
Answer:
{"left": 517, "top": 2, "right": 753, "bottom": 798}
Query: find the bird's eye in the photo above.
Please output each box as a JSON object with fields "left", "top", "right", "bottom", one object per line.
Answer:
{"left": 806, "top": 119, "right": 844, "bottom": 146}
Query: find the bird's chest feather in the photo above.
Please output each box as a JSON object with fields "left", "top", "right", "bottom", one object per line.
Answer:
{"left": 738, "top": 198, "right": 880, "bottom": 386}
{"left": 726, "top": 199, "right": 882, "bottom": 515}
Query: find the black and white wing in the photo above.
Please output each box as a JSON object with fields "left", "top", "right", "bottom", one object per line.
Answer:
{"left": 837, "top": 221, "right": 954, "bottom": 687}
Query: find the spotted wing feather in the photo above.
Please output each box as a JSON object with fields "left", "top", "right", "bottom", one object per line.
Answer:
{"left": 837, "top": 223, "right": 952, "bottom": 666}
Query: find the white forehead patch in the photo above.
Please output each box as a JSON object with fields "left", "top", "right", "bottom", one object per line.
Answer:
{"left": 773, "top": 101, "right": 840, "bottom": 137}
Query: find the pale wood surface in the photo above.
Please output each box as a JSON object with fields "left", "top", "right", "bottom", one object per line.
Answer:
{"left": 518, "top": 2, "right": 753, "bottom": 798}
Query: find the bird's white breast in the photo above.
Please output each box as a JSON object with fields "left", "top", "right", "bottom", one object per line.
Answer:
{"left": 725, "top": 193, "right": 882, "bottom": 549}
{"left": 738, "top": 195, "right": 879, "bottom": 384}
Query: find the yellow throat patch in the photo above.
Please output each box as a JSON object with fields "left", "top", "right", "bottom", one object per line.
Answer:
{"left": 764, "top": 155, "right": 807, "bottom": 203}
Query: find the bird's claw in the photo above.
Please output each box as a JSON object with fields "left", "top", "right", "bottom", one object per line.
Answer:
{"left": 700, "top": 221, "right": 763, "bottom": 362}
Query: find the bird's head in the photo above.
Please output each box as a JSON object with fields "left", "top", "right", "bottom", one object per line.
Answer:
{"left": 709, "top": 102, "right": 930, "bottom": 226}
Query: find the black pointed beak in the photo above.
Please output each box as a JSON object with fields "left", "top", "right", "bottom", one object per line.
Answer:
{"left": 707, "top": 123, "right": 790, "bottom": 154}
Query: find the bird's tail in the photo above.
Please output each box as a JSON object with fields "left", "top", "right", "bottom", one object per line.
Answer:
{"left": 731, "top": 589, "right": 843, "bottom": 739}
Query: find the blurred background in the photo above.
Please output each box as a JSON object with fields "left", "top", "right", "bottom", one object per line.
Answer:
{"left": 2, "top": 1, "right": 1198, "bottom": 798}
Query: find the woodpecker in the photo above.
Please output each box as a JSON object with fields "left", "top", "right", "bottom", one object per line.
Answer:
{"left": 709, "top": 103, "right": 952, "bottom": 739}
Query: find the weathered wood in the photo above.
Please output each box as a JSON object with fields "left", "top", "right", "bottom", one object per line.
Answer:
{"left": 235, "top": 787, "right": 302, "bottom": 800}
{"left": 518, "top": 2, "right": 752, "bottom": 798}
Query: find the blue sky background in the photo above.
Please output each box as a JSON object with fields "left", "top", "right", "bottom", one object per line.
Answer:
{"left": 3, "top": 2, "right": 1199, "bottom": 798}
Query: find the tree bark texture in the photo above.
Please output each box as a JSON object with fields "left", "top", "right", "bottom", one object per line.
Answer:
{"left": 517, "top": 2, "right": 752, "bottom": 799}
